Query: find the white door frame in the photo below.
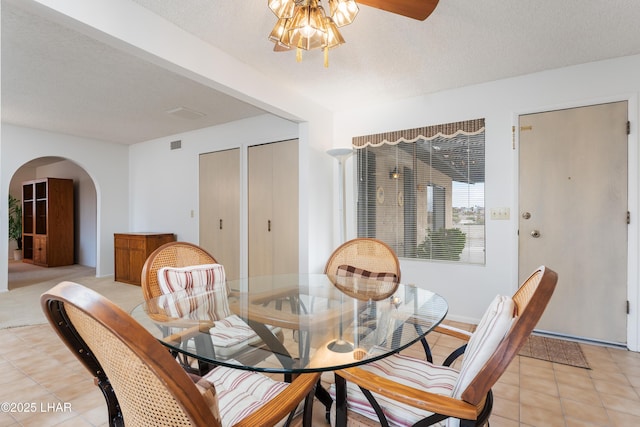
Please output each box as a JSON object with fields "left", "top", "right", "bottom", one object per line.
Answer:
{"left": 512, "top": 93, "right": 639, "bottom": 352}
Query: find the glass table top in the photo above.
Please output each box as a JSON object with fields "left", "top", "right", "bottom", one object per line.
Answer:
{"left": 131, "top": 273, "right": 448, "bottom": 374}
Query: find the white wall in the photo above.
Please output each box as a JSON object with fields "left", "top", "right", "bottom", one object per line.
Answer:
{"left": 333, "top": 54, "right": 640, "bottom": 351}
{"left": 129, "top": 114, "right": 298, "bottom": 241}
{"left": 0, "top": 124, "right": 129, "bottom": 291}
{"left": 128, "top": 114, "right": 335, "bottom": 277}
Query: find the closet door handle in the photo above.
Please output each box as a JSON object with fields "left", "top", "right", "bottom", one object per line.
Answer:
{"left": 268, "top": 220, "right": 271, "bottom": 232}
{"left": 219, "top": 219, "right": 223, "bottom": 230}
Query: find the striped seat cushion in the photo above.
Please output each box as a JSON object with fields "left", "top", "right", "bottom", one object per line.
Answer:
{"left": 207, "top": 315, "right": 280, "bottom": 359}
{"left": 203, "top": 366, "right": 290, "bottom": 426}
{"left": 179, "top": 314, "right": 282, "bottom": 359}
{"left": 332, "top": 295, "right": 515, "bottom": 427}
{"left": 329, "top": 353, "right": 459, "bottom": 427}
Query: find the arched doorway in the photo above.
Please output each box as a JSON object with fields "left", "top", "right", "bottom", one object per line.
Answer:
{"left": 7, "top": 157, "right": 97, "bottom": 290}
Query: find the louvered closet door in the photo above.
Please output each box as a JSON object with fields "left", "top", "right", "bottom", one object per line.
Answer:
{"left": 199, "top": 149, "right": 240, "bottom": 280}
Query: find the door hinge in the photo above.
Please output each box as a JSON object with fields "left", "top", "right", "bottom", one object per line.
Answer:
{"left": 627, "top": 121, "right": 631, "bottom": 135}
{"left": 627, "top": 300, "right": 630, "bottom": 315}
{"left": 627, "top": 211, "right": 631, "bottom": 225}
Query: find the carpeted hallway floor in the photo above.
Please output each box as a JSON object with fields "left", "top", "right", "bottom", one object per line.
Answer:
{"left": 2, "top": 261, "right": 143, "bottom": 329}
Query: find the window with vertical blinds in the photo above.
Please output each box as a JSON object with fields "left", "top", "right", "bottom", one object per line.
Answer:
{"left": 354, "top": 119, "right": 485, "bottom": 264}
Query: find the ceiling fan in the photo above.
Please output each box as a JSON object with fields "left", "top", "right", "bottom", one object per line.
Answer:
{"left": 357, "top": 0, "right": 440, "bottom": 21}
{"left": 268, "top": 0, "right": 439, "bottom": 66}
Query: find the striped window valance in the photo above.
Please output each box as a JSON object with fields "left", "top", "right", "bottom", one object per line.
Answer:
{"left": 352, "top": 119, "right": 485, "bottom": 149}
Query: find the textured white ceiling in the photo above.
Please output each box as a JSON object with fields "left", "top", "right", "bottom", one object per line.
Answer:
{"left": 1, "top": 1, "right": 267, "bottom": 144}
{"left": 3, "top": 0, "right": 640, "bottom": 144}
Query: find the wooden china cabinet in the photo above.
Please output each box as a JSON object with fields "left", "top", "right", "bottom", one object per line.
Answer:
{"left": 22, "top": 178, "right": 74, "bottom": 267}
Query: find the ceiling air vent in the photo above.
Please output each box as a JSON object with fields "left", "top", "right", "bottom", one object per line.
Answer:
{"left": 170, "top": 140, "right": 182, "bottom": 150}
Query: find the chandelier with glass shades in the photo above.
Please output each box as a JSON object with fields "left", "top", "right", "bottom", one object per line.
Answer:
{"left": 268, "top": 0, "right": 359, "bottom": 67}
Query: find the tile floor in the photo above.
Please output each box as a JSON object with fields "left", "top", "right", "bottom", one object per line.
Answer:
{"left": 1, "top": 318, "right": 640, "bottom": 426}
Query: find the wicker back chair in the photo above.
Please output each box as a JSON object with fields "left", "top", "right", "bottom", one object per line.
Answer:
{"left": 141, "top": 241, "right": 218, "bottom": 301}
{"left": 41, "top": 281, "right": 319, "bottom": 427}
{"left": 324, "top": 238, "right": 401, "bottom": 282}
{"left": 140, "top": 240, "right": 284, "bottom": 372}
{"left": 333, "top": 266, "right": 558, "bottom": 427}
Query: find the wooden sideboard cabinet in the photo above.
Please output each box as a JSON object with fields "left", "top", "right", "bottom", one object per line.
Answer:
{"left": 114, "top": 233, "right": 175, "bottom": 285}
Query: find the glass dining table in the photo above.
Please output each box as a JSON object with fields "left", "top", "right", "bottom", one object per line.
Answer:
{"left": 130, "top": 273, "right": 448, "bottom": 426}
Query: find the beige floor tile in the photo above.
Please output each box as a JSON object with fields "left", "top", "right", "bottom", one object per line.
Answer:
{"left": 491, "top": 395, "right": 520, "bottom": 422}
{"left": 600, "top": 393, "right": 640, "bottom": 417}
{"left": 593, "top": 377, "right": 640, "bottom": 401}
{"left": 520, "top": 403, "right": 565, "bottom": 427}
{"left": 520, "top": 374, "right": 559, "bottom": 397}
{"left": 565, "top": 418, "right": 608, "bottom": 427}
{"left": 3, "top": 271, "right": 640, "bottom": 427}
{"left": 50, "top": 416, "right": 98, "bottom": 427}
{"left": 618, "top": 364, "right": 640, "bottom": 378}
{"left": 497, "top": 370, "right": 519, "bottom": 387}
{"left": 520, "top": 389, "right": 564, "bottom": 414}
{"left": 0, "top": 412, "right": 20, "bottom": 426}
{"left": 75, "top": 405, "right": 109, "bottom": 426}
{"left": 590, "top": 370, "right": 630, "bottom": 385}
{"left": 561, "top": 398, "right": 610, "bottom": 425}
{"left": 553, "top": 362, "right": 591, "bottom": 377}
{"left": 486, "top": 414, "right": 519, "bottom": 427}
{"left": 554, "top": 369, "right": 594, "bottom": 390}
{"left": 607, "top": 408, "right": 640, "bottom": 426}
{"left": 557, "top": 381, "right": 603, "bottom": 406}
{"left": 493, "top": 380, "right": 519, "bottom": 402}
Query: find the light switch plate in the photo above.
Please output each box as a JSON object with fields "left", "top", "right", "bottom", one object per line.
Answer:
{"left": 490, "top": 207, "right": 510, "bottom": 220}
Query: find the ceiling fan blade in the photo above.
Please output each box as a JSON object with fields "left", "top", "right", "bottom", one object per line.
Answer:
{"left": 357, "top": 0, "right": 439, "bottom": 21}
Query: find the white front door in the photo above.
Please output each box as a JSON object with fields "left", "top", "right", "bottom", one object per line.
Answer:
{"left": 518, "top": 101, "right": 628, "bottom": 344}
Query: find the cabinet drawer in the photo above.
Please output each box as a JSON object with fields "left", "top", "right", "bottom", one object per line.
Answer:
{"left": 114, "top": 236, "right": 146, "bottom": 250}
{"left": 128, "top": 239, "right": 146, "bottom": 250}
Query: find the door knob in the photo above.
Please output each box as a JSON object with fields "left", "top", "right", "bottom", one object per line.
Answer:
{"left": 522, "top": 212, "right": 531, "bottom": 220}
{"left": 530, "top": 230, "right": 540, "bottom": 238}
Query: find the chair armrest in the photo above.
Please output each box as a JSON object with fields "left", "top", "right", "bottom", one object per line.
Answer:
{"left": 433, "top": 324, "right": 472, "bottom": 341}
{"left": 162, "top": 322, "right": 215, "bottom": 346}
{"left": 433, "top": 324, "right": 472, "bottom": 367}
{"left": 232, "top": 372, "right": 321, "bottom": 427}
{"left": 336, "top": 367, "right": 481, "bottom": 421}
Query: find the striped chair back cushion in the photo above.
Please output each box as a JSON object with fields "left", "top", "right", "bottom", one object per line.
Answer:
{"left": 158, "top": 264, "right": 230, "bottom": 320}
{"left": 336, "top": 264, "right": 398, "bottom": 282}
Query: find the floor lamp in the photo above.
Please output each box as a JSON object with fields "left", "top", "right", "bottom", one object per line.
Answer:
{"left": 327, "top": 148, "right": 353, "bottom": 244}
{"left": 327, "top": 147, "right": 354, "bottom": 353}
